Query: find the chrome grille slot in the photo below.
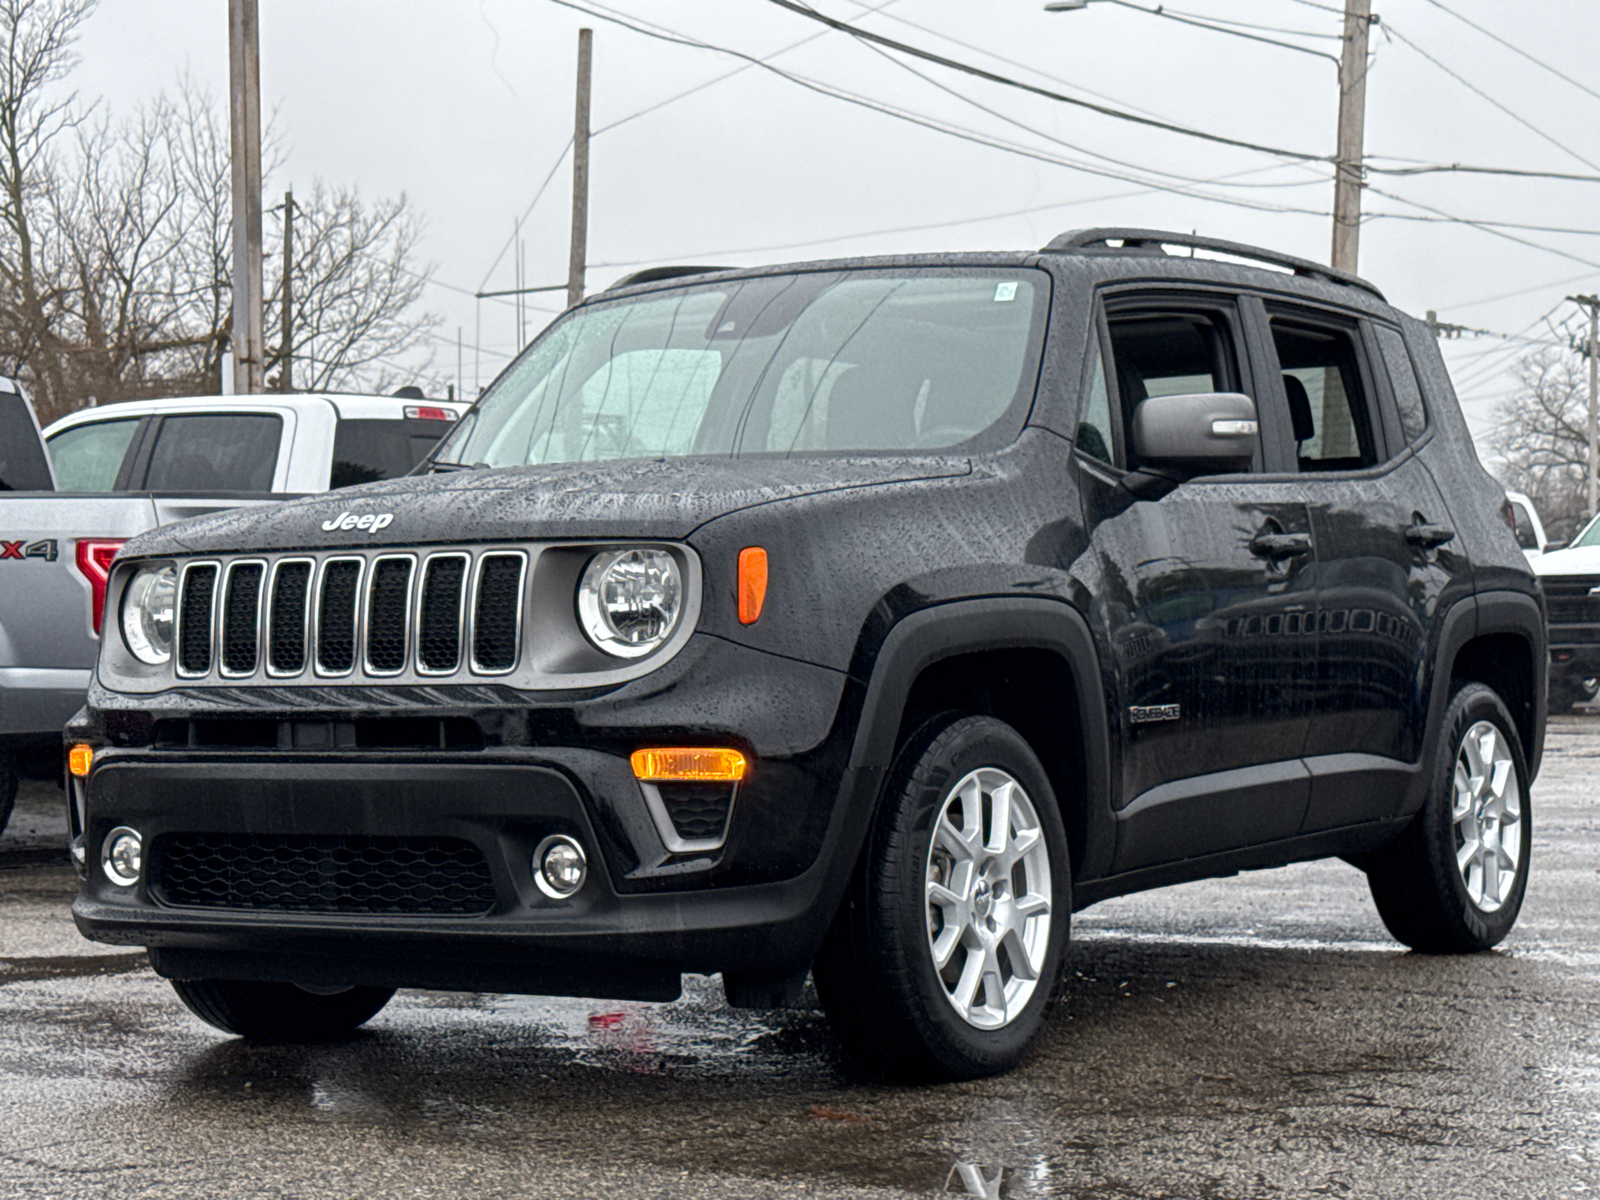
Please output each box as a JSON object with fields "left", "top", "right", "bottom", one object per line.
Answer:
{"left": 471, "top": 552, "right": 526, "bottom": 674}
{"left": 220, "top": 561, "right": 264, "bottom": 676}
{"left": 364, "top": 555, "right": 415, "bottom": 675}
{"left": 176, "top": 564, "right": 218, "bottom": 677}
{"left": 315, "top": 558, "right": 363, "bottom": 676}
{"left": 267, "top": 559, "right": 313, "bottom": 675}
{"left": 417, "top": 554, "right": 468, "bottom": 674}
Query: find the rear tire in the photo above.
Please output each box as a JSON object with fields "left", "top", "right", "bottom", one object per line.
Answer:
{"left": 813, "top": 715, "right": 1070, "bottom": 1081}
{"left": 1366, "top": 683, "right": 1531, "bottom": 953}
{"left": 170, "top": 978, "right": 395, "bottom": 1041}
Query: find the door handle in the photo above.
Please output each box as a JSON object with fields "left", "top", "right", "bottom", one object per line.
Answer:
{"left": 1405, "top": 523, "right": 1455, "bottom": 549}
{"left": 1249, "top": 531, "right": 1312, "bottom": 559}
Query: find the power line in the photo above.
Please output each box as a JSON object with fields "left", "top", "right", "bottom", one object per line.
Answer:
{"left": 1366, "top": 184, "right": 1600, "bottom": 273}
{"left": 757, "top": 0, "right": 1329, "bottom": 161}
{"left": 1366, "top": 161, "right": 1600, "bottom": 185}
{"left": 1442, "top": 270, "right": 1600, "bottom": 315}
{"left": 1418, "top": 0, "right": 1600, "bottom": 108}
{"left": 1084, "top": 0, "right": 1340, "bottom": 63}
{"left": 1380, "top": 21, "right": 1600, "bottom": 174}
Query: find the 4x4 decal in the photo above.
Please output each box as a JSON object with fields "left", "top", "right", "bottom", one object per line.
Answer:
{"left": 0, "top": 539, "right": 58, "bottom": 561}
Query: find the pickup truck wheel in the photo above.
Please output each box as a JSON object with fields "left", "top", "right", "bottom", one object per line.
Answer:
{"left": 170, "top": 978, "right": 395, "bottom": 1041}
{"left": 813, "top": 715, "right": 1069, "bottom": 1081}
{"left": 1549, "top": 676, "right": 1598, "bottom": 713}
{"left": 1366, "top": 683, "right": 1531, "bottom": 953}
{"left": 0, "top": 748, "right": 16, "bottom": 838}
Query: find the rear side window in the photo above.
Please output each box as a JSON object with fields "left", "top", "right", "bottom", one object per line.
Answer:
{"left": 142, "top": 414, "right": 282, "bottom": 492}
{"left": 1372, "top": 324, "right": 1428, "bottom": 443}
{"left": 1270, "top": 318, "right": 1378, "bottom": 472}
{"left": 0, "top": 395, "right": 53, "bottom": 490}
{"left": 47, "top": 417, "right": 140, "bottom": 491}
{"left": 330, "top": 417, "right": 457, "bottom": 488}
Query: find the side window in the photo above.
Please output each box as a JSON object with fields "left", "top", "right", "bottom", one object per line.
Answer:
{"left": 1269, "top": 316, "right": 1378, "bottom": 472}
{"left": 1509, "top": 502, "right": 1540, "bottom": 551}
{"left": 1075, "top": 339, "right": 1115, "bottom": 466}
{"left": 1104, "top": 307, "right": 1253, "bottom": 471}
{"left": 141, "top": 414, "right": 283, "bottom": 492}
{"left": 1372, "top": 323, "right": 1428, "bottom": 443}
{"left": 46, "top": 418, "right": 141, "bottom": 491}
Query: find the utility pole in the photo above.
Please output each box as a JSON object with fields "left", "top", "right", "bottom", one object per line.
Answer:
{"left": 567, "top": 28, "right": 593, "bottom": 311}
{"left": 1570, "top": 294, "right": 1600, "bottom": 519}
{"left": 228, "top": 0, "right": 265, "bottom": 394}
{"left": 1331, "top": 0, "right": 1372, "bottom": 275}
{"left": 279, "top": 188, "right": 294, "bottom": 392}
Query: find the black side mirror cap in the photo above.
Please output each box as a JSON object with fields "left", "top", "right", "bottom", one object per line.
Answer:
{"left": 1129, "top": 391, "right": 1257, "bottom": 477}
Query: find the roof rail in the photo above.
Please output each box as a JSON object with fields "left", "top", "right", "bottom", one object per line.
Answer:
{"left": 606, "top": 265, "right": 734, "bottom": 291}
{"left": 1041, "top": 228, "right": 1384, "bottom": 300}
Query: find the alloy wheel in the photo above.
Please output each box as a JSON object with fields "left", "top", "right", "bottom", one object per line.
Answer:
{"left": 1451, "top": 720, "right": 1523, "bottom": 913}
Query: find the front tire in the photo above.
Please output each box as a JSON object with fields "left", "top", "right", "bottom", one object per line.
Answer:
{"left": 813, "top": 715, "right": 1070, "bottom": 1080}
{"left": 1366, "top": 683, "right": 1531, "bottom": 952}
{"left": 170, "top": 978, "right": 395, "bottom": 1041}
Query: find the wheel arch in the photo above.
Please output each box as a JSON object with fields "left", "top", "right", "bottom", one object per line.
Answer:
{"left": 846, "top": 597, "right": 1115, "bottom": 883}
{"left": 1438, "top": 591, "right": 1545, "bottom": 782}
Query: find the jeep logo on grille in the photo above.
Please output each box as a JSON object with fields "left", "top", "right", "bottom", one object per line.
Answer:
{"left": 320, "top": 511, "right": 394, "bottom": 534}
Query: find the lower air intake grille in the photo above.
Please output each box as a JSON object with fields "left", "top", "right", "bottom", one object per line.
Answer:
{"left": 151, "top": 833, "right": 498, "bottom": 916}
{"left": 221, "top": 563, "right": 263, "bottom": 674}
{"left": 178, "top": 565, "right": 217, "bottom": 675}
{"left": 660, "top": 783, "right": 735, "bottom": 845}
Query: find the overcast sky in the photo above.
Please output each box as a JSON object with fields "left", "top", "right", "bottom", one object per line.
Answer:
{"left": 72, "top": 0, "right": 1600, "bottom": 458}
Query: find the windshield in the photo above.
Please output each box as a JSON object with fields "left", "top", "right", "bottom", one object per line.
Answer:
{"left": 434, "top": 268, "right": 1047, "bottom": 468}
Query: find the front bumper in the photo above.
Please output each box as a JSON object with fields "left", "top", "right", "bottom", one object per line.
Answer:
{"left": 71, "top": 750, "right": 883, "bottom": 998}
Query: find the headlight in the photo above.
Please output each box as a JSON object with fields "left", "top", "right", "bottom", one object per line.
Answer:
{"left": 577, "top": 548, "right": 683, "bottom": 658}
{"left": 121, "top": 565, "right": 176, "bottom": 665}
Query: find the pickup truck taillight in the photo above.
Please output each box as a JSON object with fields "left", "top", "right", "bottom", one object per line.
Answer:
{"left": 75, "top": 539, "right": 126, "bottom": 633}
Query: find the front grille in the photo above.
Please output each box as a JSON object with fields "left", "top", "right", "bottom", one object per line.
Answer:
{"left": 472, "top": 553, "right": 525, "bottom": 672}
{"left": 164, "top": 547, "right": 531, "bottom": 682}
{"left": 364, "top": 557, "right": 414, "bottom": 674}
{"left": 1543, "top": 576, "right": 1600, "bottom": 625}
{"left": 316, "top": 559, "right": 363, "bottom": 674}
{"left": 178, "top": 565, "right": 217, "bottom": 675}
{"left": 151, "top": 833, "right": 498, "bottom": 916}
{"left": 221, "top": 563, "right": 263, "bottom": 675}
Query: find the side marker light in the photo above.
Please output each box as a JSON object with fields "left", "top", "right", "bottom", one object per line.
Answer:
{"left": 631, "top": 747, "right": 748, "bottom": 783}
{"left": 738, "top": 547, "right": 768, "bottom": 625}
{"left": 68, "top": 744, "right": 94, "bottom": 778}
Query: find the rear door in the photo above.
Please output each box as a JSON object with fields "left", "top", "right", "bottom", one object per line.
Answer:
{"left": 1252, "top": 301, "right": 1467, "bottom": 830}
{"left": 1076, "top": 289, "right": 1320, "bottom": 873}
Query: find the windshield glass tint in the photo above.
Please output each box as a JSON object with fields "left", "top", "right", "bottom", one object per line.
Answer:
{"left": 437, "top": 270, "right": 1045, "bottom": 467}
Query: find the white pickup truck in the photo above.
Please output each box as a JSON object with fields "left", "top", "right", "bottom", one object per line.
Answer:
{"left": 0, "top": 388, "right": 465, "bottom": 830}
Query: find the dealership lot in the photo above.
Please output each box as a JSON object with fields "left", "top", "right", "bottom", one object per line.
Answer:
{"left": 1, "top": 720, "right": 1596, "bottom": 1199}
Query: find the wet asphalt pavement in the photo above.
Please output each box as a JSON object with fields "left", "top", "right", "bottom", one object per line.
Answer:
{"left": 1, "top": 723, "right": 1597, "bottom": 1199}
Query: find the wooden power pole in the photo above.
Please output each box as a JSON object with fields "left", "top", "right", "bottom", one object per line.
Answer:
{"left": 567, "top": 28, "right": 593, "bottom": 311}
{"left": 1331, "top": 0, "right": 1371, "bottom": 275}
{"left": 228, "top": 0, "right": 265, "bottom": 393}
{"left": 279, "top": 188, "right": 294, "bottom": 392}
{"left": 1571, "top": 294, "right": 1600, "bottom": 519}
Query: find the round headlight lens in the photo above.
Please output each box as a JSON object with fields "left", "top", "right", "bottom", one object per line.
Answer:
{"left": 121, "top": 565, "right": 176, "bottom": 665}
{"left": 577, "top": 548, "right": 683, "bottom": 658}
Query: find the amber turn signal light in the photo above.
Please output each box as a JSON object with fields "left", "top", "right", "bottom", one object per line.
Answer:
{"left": 68, "top": 744, "right": 94, "bottom": 778}
{"left": 738, "top": 546, "right": 768, "bottom": 625}
{"left": 631, "top": 747, "right": 748, "bottom": 782}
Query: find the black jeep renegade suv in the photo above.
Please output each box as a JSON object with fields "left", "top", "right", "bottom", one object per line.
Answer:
{"left": 69, "top": 229, "right": 1545, "bottom": 1080}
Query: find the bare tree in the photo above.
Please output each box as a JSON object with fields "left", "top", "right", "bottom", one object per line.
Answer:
{"left": 265, "top": 181, "right": 441, "bottom": 395}
{"left": 1491, "top": 341, "right": 1593, "bottom": 543}
{"left": 0, "top": 0, "right": 442, "bottom": 422}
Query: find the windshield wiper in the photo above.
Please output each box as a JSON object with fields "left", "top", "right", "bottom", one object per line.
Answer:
{"left": 428, "top": 460, "right": 491, "bottom": 474}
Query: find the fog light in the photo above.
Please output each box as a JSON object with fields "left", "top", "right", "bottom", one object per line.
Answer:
{"left": 102, "top": 826, "right": 143, "bottom": 887}
{"left": 534, "top": 834, "right": 587, "bottom": 900}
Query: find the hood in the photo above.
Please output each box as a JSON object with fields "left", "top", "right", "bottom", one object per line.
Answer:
{"left": 123, "top": 455, "right": 972, "bottom": 557}
{"left": 1533, "top": 544, "right": 1600, "bottom": 578}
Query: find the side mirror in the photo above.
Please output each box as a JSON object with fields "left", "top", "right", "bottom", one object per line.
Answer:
{"left": 1130, "top": 391, "right": 1258, "bottom": 476}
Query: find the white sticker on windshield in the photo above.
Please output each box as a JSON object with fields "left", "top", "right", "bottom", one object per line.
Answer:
{"left": 993, "top": 281, "right": 1018, "bottom": 302}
